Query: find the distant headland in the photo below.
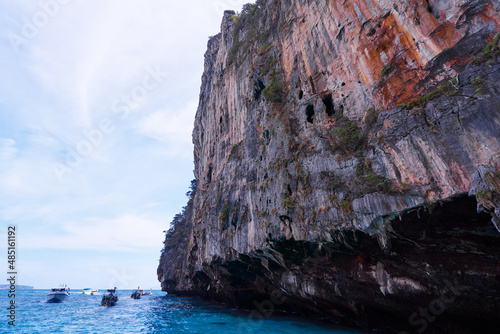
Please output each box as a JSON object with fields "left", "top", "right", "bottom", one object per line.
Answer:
{"left": 0, "top": 284, "right": 34, "bottom": 289}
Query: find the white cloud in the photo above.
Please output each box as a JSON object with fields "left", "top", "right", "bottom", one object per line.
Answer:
{"left": 23, "top": 214, "right": 165, "bottom": 252}
{"left": 136, "top": 100, "right": 197, "bottom": 144}
{"left": 0, "top": 139, "right": 18, "bottom": 158}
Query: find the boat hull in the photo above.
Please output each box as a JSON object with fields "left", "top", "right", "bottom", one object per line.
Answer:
{"left": 83, "top": 289, "right": 98, "bottom": 295}
{"left": 101, "top": 293, "right": 118, "bottom": 306}
{"left": 47, "top": 292, "right": 69, "bottom": 303}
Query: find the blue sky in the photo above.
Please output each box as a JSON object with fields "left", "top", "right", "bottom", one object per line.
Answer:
{"left": 0, "top": 0, "right": 247, "bottom": 289}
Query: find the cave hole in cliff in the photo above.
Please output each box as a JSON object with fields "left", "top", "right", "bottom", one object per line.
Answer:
{"left": 306, "top": 105, "right": 315, "bottom": 123}
{"left": 298, "top": 90, "right": 304, "bottom": 100}
{"left": 287, "top": 184, "right": 293, "bottom": 196}
{"left": 425, "top": 0, "right": 440, "bottom": 19}
{"left": 263, "top": 130, "right": 270, "bottom": 144}
{"left": 207, "top": 164, "right": 213, "bottom": 184}
{"left": 254, "top": 79, "right": 266, "bottom": 100}
{"left": 322, "top": 93, "right": 334, "bottom": 117}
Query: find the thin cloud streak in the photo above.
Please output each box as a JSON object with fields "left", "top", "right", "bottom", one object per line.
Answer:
{"left": 137, "top": 100, "right": 198, "bottom": 144}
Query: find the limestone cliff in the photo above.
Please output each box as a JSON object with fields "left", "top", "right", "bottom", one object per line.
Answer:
{"left": 158, "top": 0, "right": 500, "bottom": 333}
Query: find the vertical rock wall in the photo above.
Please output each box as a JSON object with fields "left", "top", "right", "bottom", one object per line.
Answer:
{"left": 159, "top": 0, "right": 500, "bottom": 332}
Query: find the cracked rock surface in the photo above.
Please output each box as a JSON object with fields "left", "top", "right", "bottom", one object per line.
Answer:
{"left": 158, "top": 1, "right": 500, "bottom": 333}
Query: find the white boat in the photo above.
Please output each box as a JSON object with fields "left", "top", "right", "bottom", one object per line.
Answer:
{"left": 141, "top": 288, "right": 152, "bottom": 296}
{"left": 137, "top": 287, "right": 152, "bottom": 296}
{"left": 47, "top": 286, "right": 70, "bottom": 303}
{"left": 82, "top": 288, "right": 98, "bottom": 295}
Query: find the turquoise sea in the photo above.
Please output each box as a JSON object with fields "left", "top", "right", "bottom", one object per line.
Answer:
{"left": 1, "top": 289, "right": 364, "bottom": 333}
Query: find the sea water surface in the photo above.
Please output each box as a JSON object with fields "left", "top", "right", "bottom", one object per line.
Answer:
{"left": 1, "top": 289, "right": 365, "bottom": 333}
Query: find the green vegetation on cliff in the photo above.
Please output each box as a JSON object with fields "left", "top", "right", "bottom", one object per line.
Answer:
{"left": 161, "top": 179, "right": 197, "bottom": 252}
{"left": 228, "top": 1, "right": 269, "bottom": 66}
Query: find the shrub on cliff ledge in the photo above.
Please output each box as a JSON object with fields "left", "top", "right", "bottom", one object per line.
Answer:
{"left": 263, "top": 69, "right": 285, "bottom": 103}
{"left": 282, "top": 197, "right": 295, "bottom": 209}
{"left": 469, "top": 32, "right": 500, "bottom": 64}
{"left": 364, "top": 107, "right": 379, "bottom": 125}
{"left": 399, "top": 78, "right": 458, "bottom": 108}
{"left": 218, "top": 202, "right": 230, "bottom": 223}
{"left": 354, "top": 158, "right": 393, "bottom": 193}
{"left": 162, "top": 179, "right": 197, "bottom": 251}
{"left": 476, "top": 170, "right": 500, "bottom": 210}
{"left": 227, "top": 1, "right": 269, "bottom": 66}
{"left": 339, "top": 200, "right": 352, "bottom": 214}
{"left": 330, "top": 117, "right": 365, "bottom": 154}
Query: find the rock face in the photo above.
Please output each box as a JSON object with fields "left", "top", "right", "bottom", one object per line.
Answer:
{"left": 158, "top": 0, "right": 500, "bottom": 333}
